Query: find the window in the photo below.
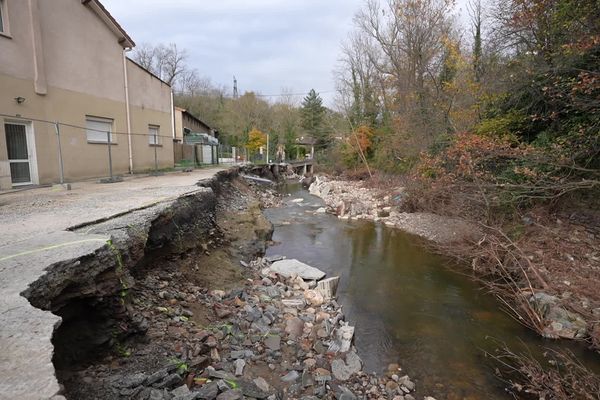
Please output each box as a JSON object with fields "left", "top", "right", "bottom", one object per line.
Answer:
{"left": 86, "top": 116, "right": 114, "bottom": 143}
{"left": 148, "top": 125, "right": 160, "bottom": 145}
{"left": 0, "top": 0, "right": 5, "bottom": 33}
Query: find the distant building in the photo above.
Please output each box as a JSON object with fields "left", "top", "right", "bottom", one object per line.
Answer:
{"left": 173, "top": 107, "right": 216, "bottom": 143}
{"left": 0, "top": 0, "right": 174, "bottom": 189}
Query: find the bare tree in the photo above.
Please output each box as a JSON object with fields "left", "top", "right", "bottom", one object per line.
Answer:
{"left": 132, "top": 42, "right": 188, "bottom": 87}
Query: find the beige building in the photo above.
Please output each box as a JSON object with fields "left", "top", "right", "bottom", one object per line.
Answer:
{"left": 0, "top": 0, "right": 175, "bottom": 189}
{"left": 174, "top": 107, "right": 215, "bottom": 142}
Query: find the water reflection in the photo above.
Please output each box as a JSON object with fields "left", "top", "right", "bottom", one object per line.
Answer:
{"left": 264, "top": 183, "right": 598, "bottom": 399}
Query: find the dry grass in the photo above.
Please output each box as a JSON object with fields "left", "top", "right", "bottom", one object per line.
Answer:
{"left": 489, "top": 344, "right": 600, "bottom": 399}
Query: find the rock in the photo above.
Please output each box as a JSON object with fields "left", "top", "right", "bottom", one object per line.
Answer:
{"left": 291, "top": 198, "right": 304, "bottom": 203}
{"left": 195, "top": 381, "right": 219, "bottom": 400}
{"left": 216, "top": 389, "right": 243, "bottom": 400}
{"left": 336, "top": 385, "right": 357, "bottom": 400}
{"left": 145, "top": 368, "right": 169, "bottom": 385}
{"left": 315, "top": 207, "right": 327, "bottom": 214}
{"left": 234, "top": 359, "right": 246, "bottom": 376}
{"left": 253, "top": 377, "right": 271, "bottom": 393}
{"left": 206, "top": 336, "right": 218, "bottom": 348}
{"left": 386, "top": 380, "right": 399, "bottom": 395}
{"left": 328, "top": 323, "right": 355, "bottom": 353}
{"left": 214, "top": 304, "right": 232, "bottom": 319}
{"left": 314, "top": 368, "right": 332, "bottom": 383}
{"left": 266, "top": 255, "right": 285, "bottom": 262}
{"left": 424, "top": 397, "right": 437, "bottom": 400}
{"left": 237, "top": 379, "right": 269, "bottom": 398}
{"left": 529, "top": 292, "right": 587, "bottom": 338}
{"left": 269, "top": 259, "right": 326, "bottom": 281}
{"left": 210, "top": 348, "right": 221, "bottom": 362}
{"left": 282, "top": 298, "right": 305, "bottom": 308}
{"left": 281, "top": 370, "right": 300, "bottom": 383}
{"left": 398, "top": 375, "right": 415, "bottom": 391}
{"left": 158, "top": 373, "right": 183, "bottom": 389}
{"left": 302, "top": 370, "right": 315, "bottom": 387}
{"left": 171, "top": 384, "right": 190, "bottom": 397}
{"left": 285, "top": 317, "right": 305, "bottom": 339}
{"left": 304, "top": 290, "right": 324, "bottom": 307}
{"left": 116, "top": 373, "right": 147, "bottom": 388}
{"left": 331, "top": 351, "right": 362, "bottom": 381}
{"left": 316, "top": 277, "right": 340, "bottom": 300}
{"left": 148, "top": 389, "right": 167, "bottom": 400}
{"left": 264, "top": 335, "right": 281, "bottom": 351}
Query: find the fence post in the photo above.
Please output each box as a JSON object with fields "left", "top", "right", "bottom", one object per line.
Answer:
{"left": 54, "top": 122, "right": 65, "bottom": 184}
{"left": 153, "top": 133, "right": 158, "bottom": 174}
{"left": 107, "top": 131, "right": 114, "bottom": 181}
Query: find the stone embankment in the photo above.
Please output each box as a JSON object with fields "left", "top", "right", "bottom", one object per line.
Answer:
{"left": 308, "top": 176, "right": 475, "bottom": 244}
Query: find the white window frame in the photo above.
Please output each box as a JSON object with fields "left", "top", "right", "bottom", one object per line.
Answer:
{"left": 86, "top": 116, "right": 114, "bottom": 144}
{"left": 148, "top": 124, "right": 161, "bottom": 146}
{"left": 0, "top": 0, "right": 9, "bottom": 36}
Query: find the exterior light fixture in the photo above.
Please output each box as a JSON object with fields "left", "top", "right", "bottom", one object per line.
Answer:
{"left": 14, "top": 96, "right": 26, "bottom": 104}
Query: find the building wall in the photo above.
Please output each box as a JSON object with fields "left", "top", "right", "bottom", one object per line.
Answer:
{"left": 126, "top": 60, "right": 174, "bottom": 172}
{"left": 0, "top": 0, "right": 173, "bottom": 189}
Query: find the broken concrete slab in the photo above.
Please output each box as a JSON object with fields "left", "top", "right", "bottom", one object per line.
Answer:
{"left": 0, "top": 231, "right": 109, "bottom": 400}
{"left": 269, "top": 259, "right": 326, "bottom": 281}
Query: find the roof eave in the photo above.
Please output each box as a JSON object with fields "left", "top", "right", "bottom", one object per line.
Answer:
{"left": 82, "top": 0, "right": 136, "bottom": 48}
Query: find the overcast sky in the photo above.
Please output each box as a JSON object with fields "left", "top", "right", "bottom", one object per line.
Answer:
{"left": 102, "top": 0, "right": 364, "bottom": 105}
{"left": 102, "top": 0, "right": 471, "bottom": 107}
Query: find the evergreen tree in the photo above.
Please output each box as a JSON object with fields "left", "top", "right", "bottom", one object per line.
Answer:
{"left": 300, "top": 89, "right": 328, "bottom": 148}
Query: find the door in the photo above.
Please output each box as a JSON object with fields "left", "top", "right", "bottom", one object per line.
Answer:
{"left": 5, "top": 123, "right": 32, "bottom": 185}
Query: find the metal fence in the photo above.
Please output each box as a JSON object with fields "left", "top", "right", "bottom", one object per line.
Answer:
{"left": 1, "top": 112, "right": 179, "bottom": 187}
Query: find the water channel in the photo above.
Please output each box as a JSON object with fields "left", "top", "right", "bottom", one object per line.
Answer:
{"left": 263, "top": 182, "right": 598, "bottom": 399}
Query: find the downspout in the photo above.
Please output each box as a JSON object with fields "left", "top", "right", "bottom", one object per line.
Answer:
{"left": 170, "top": 90, "right": 175, "bottom": 140}
{"left": 123, "top": 47, "right": 133, "bottom": 174}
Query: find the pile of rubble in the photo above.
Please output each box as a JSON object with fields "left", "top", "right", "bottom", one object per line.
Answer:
{"left": 66, "top": 255, "right": 434, "bottom": 400}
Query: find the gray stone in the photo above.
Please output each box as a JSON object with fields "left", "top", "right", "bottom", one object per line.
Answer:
{"left": 331, "top": 352, "right": 362, "bottom": 381}
{"left": 171, "top": 384, "right": 191, "bottom": 397}
{"left": 149, "top": 388, "right": 167, "bottom": 400}
{"left": 285, "top": 317, "right": 305, "bottom": 339}
{"left": 269, "top": 259, "right": 326, "bottom": 280}
{"left": 145, "top": 368, "right": 169, "bottom": 385}
{"left": 157, "top": 373, "right": 183, "bottom": 389}
{"left": 398, "top": 375, "right": 415, "bottom": 391}
{"left": 195, "top": 381, "right": 219, "bottom": 400}
{"left": 253, "top": 377, "right": 271, "bottom": 393}
{"left": 264, "top": 335, "right": 281, "bottom": 351}
{"left": 302, "top": 370, "right": 315, "bottom": 388}
{"left": 216, "top": 389, "right": 243, "bottom": 400}
{"left": 116, "top": 372, "right": 147, "bottom": 388}
{"left": 238, "top": 379, "right": 269, "bottom": 398}
{"left": 281, "top": 370, "right": 301, "bottom": 383}
{"left": 530, "top": 292, "right": 587, "bottom": 339}
{"left": 234, "top": 359, "right": 246, "bottom": 376}
{"left": 336, "top": 386, "right": 357, "bottom": 400}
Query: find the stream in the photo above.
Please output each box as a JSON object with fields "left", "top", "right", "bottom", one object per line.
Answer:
{"left": 264, "top": 182, "right": 599, "bottom": 399}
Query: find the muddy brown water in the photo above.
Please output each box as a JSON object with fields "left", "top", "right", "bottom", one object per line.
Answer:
{"left": 264, "top": 182, "right": 600, "bottom": 399}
